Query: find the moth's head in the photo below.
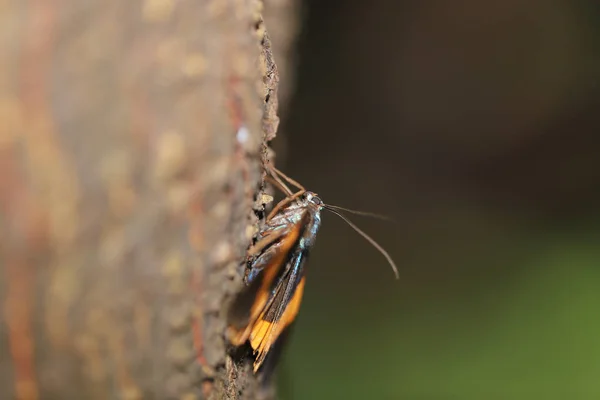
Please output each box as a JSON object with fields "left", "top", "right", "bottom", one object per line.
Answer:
{"left": 303, "top": 191, "right": 323, "bottom": 208}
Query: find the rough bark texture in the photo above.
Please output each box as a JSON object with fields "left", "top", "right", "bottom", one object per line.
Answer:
{"left": 0, "top": 0, "right": 296, "bottom": 399}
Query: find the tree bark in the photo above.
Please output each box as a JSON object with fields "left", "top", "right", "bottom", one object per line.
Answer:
{"left": 0, "top": 0, "right": 294, "bottom": 398}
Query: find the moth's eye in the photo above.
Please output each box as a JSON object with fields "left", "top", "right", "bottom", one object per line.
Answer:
{"left": 312, "top": 196, "right": 323, "bottom": 205}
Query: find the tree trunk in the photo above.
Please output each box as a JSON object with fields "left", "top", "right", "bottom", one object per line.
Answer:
{"left": 0, "top": 0, "right": 295, "bottom": 398}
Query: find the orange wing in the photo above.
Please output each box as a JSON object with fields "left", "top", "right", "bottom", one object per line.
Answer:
{"left": 249, "top": 272, "right": 306, "bottom": 371}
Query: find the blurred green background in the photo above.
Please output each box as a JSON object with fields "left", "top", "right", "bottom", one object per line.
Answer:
{"left": 273, "top": 1, "right": 600, "bottom": 398}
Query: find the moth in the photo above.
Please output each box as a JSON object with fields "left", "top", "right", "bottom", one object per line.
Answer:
{"left": 227, "top": 165, "right": 398, "bottom": 380}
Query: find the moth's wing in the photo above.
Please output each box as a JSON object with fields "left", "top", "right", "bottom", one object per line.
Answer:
{"left": 228, "top": 230, "right": 288, "bottom": 335}
{"left": 227, "top": 217, "right": 305, "bottom": 346}
{"left": 250, "top": 248, "right": 307, "bottom": 372}
{"left": 257, "top": 323, "right": 294, "bottom": 388}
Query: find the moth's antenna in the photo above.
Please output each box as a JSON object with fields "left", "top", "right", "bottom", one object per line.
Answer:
{"left": 324, "top": 206, "right": 399, "bottom": 279}
{"left": 323, "top": 204, "right": 393, "bottom": 222}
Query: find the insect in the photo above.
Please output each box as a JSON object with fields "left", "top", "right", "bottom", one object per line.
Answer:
{"left": 227, "top": 165, "right": 398, "bottom": 379}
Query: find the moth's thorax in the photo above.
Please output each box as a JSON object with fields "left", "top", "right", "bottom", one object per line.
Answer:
{"left": 283, "top": 191, "right": 321, "bottom": 208}
{"left": 267, "top": 191, "right": 323, "bottom": 226}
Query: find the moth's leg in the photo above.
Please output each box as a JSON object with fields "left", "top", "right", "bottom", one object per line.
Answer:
{"left": 247, "top": 225, "right": 290, "bottom": 258}
{"left": 268, "top": 165, "right": 306, "bottom": 192}
{"left": 263, "top": 162, "right": 305, "bottom": 199}
{"left": 266, "top": 190, "right": 305, "bottom": 221}
{"left": 265, "top": 175, "right": 291, "bottom": 197}
{"left": 245, "top": 241, "right": 286, "bottom": 284}
{"left": 265, "top": 166, "right": 294, "bottom": 197}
